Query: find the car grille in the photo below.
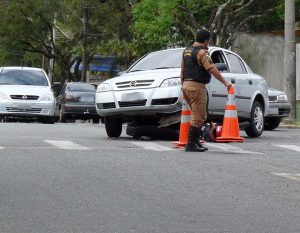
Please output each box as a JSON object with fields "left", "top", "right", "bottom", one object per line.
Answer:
{"left": 151, "top": 97, "right": 178, "bottom": 105}
{"left": 6, "top": 107, "right": 42, "bottom": 113}
{"left": 115, "top": 80, "right": 154, "bottom": 89}
{"left": 279, "top": 109, "right": 290, "bottom": 115}
{"left": 101, "top": 103, "right": 116, "bottom": 109}
{"left": 268, "top": 96, "right": 277, "bottom": 102}
{"left": 118, "top": 100, "right": 147, "bottom": 107}
{"left": 10, "top": 95, "right": 39, "bottom": 100}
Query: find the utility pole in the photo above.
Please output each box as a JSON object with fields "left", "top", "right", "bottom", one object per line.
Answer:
{"left": 284, "top": 0, "right": 296, "bottom": 120}
{"left": 81, "top": 7, "right": 88, "bottom": 82}
{"left": 49, "top": 14, "right": 57, "bottom": 85}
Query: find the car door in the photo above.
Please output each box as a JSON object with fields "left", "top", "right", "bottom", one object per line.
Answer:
{"left": 224, "top": 51, "right": 255, "bottom": 116}
{"left": 207, "top": 49, "right": 231, "bottom": 115}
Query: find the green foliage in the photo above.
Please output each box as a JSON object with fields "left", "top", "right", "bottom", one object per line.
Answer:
{"left": 130, "top": 0, "right": 179, "bottom": 56}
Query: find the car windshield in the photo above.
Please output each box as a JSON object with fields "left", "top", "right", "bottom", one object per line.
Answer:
{"left": 67, "top": 83, "right": 96, "bottom": 92}
{"left": 0, "top": 69, "right": 49, "bottom": 86}
{"left": 128, "top": 49, "right": 183, "bottom": 72}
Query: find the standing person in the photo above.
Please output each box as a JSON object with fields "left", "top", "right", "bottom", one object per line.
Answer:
{"left": 181, "top": 29, "right": 232, "bottom": 152}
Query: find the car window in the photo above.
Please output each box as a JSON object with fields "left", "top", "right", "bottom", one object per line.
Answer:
{"left": 225, "top": 52, "right": 247, "bottom": 74}
{"left": 128, "top": 49, "right": 183, "bottom": 72}
{"left": 0, "top": 69, "right": 49, "bottom": 86}
{"left": 67, "top": 83, "right": 96, "bottom": 92}
{"left": 211, "top": 50, "right": 228, "bottom": 71}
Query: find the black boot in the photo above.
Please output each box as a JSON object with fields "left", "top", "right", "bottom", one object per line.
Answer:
{"left": 185, "top": 126, "right": 206, "bottom": 152}
{"left": 196, "top": 127, "right": 208, "bottom": 151}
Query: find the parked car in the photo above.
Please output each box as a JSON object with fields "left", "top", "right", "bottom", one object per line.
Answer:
{"left": 0, "top": 66, "right": 56, "bottom": 124}
{"left": 95, "top": 47, "right": 269, "bottom": 138}
{"left": 55, "top": 82, "right": 100, "bottom": 123}
{"left": 265, "top": 87, "right": 291, "bottom": 130}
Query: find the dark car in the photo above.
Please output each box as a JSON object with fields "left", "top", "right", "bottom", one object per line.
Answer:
{"left": 55, "top": 82, "right": 99, "bottom": 123}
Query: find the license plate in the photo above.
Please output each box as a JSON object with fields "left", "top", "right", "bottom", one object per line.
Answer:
{"left": 268, "top": 108, "right": 279, "bottom": 115}
{"left": 121, "top": 92, "right": 145, "bottom": 101}
{"left": 80, "top": 96, "right": 94, "bottom": 102}
{"left": 17, "top": 104, "right": 32, "bottom": 110}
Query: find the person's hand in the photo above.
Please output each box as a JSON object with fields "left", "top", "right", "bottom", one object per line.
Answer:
{"left": 224, "top": 82, "right": 232, "bottom": 92}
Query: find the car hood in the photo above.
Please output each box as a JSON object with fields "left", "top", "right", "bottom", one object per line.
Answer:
{"left": 107, "top": 68, "right": 181, "bottom": 89}
{"left": 267, "top": 87, "right": 285, "bottom": 96}
{"left": 0, "top": 85, "right": 53, "bottom": 96}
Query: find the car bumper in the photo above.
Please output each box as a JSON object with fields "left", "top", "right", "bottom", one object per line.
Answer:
{"left": 63, "top": 104, "right": 97, "bottom": 116}
{"left": 0, "top": 100, "right": 55, "bottom": 117}
{"left": 267, "top": 102, "right": 291, "bottom": 118}
{"left": 95, "top": 87, "right": 182, "bottom": 117}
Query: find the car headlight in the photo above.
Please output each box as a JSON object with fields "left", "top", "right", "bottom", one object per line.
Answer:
{"left": 97, "top": 83, "right": 111, "bottom": 92}
{"left": 0, "top": 93, "right": 9, "bottom": 100}
{"left": 160, "top": 78, "right": 181, "bottom": 87}
{"left": 277, "top": 94, "right": 288, "bottom": 102}
{"left": 40, "top": 94, "right": 54, "bottom": 102}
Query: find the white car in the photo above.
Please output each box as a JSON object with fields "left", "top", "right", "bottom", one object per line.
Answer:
{"left": 0, "top": 67, "right": 56, "bottom": 123}
{"left": 95, "top": 47, "right": 269, "bottom": 138}
{"left": 265, "top": 87, "right": 291, "bottom": 130}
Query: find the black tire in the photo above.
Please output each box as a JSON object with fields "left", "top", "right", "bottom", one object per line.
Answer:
{"left": 92, "top": 117, "right": 100, "bottom": 124}
{"left": 245, "top": 101, "right": 264, "bottom": 138}
{"left": 104, "top": 117, "right": 122, "bottom": 137}
{"left": 126, "top": 125, "right": 179, "bottom": 140}
{"left": 59, "top": 107, "right": 67, "bottom": 123}
{"left": 41, "top": 116, "right": 55, "bottom": 124}
{"left": 264, "top": 117, "right": 281, "bottom": 131}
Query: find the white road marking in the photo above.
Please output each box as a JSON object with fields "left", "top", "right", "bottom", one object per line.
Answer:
{"left": 44, "top": 140, "right": 90, "bottom": 150}
{"left": 131, "top": 141, "right": 174, "bottom": 151}
{"left": 206, "top": 143, "right": 262, "bottom": 154}
{"left": 276, "top": 144, "right": 300, "bottom": 152}
{"left": 272, "top": 173, "right": 300, "bottom": 182}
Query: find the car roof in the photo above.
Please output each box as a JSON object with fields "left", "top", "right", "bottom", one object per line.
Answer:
{"left": 147, "top": 46, "right": 229, "bottom": 55}
{"left": 1, "top": 66, "right": 44, "bottom": 71}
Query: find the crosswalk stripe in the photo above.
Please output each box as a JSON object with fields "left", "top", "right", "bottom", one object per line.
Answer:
{"left": 206, "top": 143, "right": 262, "bottom": 154}
{"left": 276, "top": 144, "right": 300, "bottom": 152}
{"left": 44, "top": 140, "right": 90, "bottom": 150}
{"left": 131, "top": 141, "right": 174, "bottom": 151}
{"left": 272, "top": 173, "right": 300, "bottom": 182}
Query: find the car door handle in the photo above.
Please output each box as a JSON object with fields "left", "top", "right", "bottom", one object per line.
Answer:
{"left": 231, "top": 79, "right": 235, "bottom": 84}
{"left": 248, "top": 80, "right": 253, "bottom": 85}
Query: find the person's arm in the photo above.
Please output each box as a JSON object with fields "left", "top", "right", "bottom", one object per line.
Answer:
{"left": 209, "top": 67, "right": 232, "bottom": 91}
{"left": 180, "top": 59, "right": 184, "bottom": 84}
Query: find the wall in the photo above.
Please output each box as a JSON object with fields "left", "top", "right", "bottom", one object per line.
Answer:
{"left": 232, "top": 33, "right": 285, "bottom": 91}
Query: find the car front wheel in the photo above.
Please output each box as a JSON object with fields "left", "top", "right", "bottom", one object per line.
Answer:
{"left": 245, "top": 101, "right": 264, "bottom": 138}
{"left": 104, "top": 117, "right": 122, "bottom": 137}
{"left": 264, "top": 117, "right": 281, "bottom": 130}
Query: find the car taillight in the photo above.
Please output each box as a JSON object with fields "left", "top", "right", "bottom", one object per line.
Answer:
{"left": 65, "top": 95, "right": 79, "bottom": 102}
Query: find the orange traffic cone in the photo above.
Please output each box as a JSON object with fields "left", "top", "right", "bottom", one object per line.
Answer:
{"left": 172, "top": 98, "right": 192, "bottom": 148}
{"left": 216, "top": 86, "right": 244, "bottom": 143}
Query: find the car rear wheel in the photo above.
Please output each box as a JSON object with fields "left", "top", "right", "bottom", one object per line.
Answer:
{"left": 92, "top": 117, "right": 100, "bottom": 124}
{"left": 59, "top": 107, "right": 67, "bottom": 123}
{"left": 264, "top": 117, "right": 281, "bottom": 130}
{"left": 245, "top": 101, "right": 264, "bottom": 138}
{"left": 104, "top": 117, "right": 122, "bottom": 137}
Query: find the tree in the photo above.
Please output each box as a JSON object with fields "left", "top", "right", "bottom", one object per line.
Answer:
{"left": 131, "top": 0, "right": 284, "bottom": 53}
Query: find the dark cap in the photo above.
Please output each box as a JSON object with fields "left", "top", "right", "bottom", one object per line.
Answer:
{"left": 196, "top": 29, "right": 211, "bottom": 43}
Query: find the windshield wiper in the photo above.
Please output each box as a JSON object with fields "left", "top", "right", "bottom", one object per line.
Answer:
{"left": 151, "top": 67, "right": 179, "bottom": 70}
{"left": 128, "top": 70, "right": 144, "bottom": 73}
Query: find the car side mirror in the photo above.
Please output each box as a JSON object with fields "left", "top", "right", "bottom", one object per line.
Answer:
{"left": 215, "top": 63, "right": 228, "bottom": 72}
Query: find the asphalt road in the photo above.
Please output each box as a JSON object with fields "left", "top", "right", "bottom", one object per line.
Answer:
{"left": 0, "top": 122, "right": 300, "bottom": 233}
